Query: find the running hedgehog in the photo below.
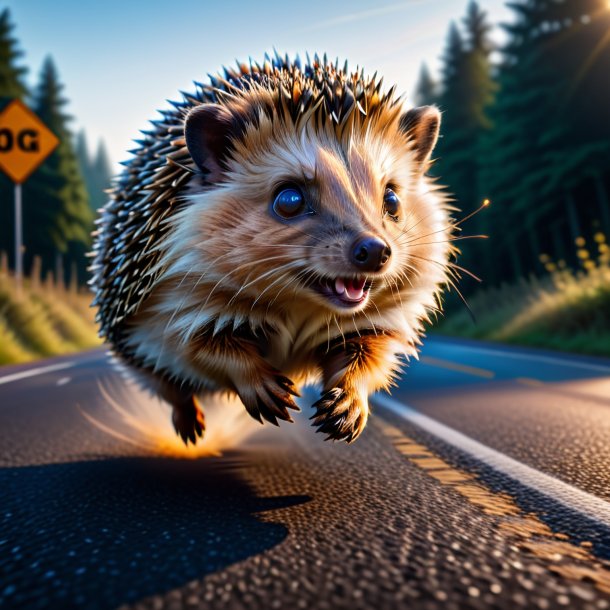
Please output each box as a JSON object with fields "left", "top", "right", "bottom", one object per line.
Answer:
{"left": 90, "top": 53, "right": 455, "bottom": 445}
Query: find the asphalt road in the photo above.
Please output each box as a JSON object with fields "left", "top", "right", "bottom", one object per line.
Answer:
{"left": 1, "top": 336, "right": 610, "bottom": 610}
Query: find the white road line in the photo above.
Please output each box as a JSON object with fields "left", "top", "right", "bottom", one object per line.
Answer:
{"left": 56, "top": 377, "right": 72, "bottom": 386}
{"left": 0, "top": 361, "right": 76, "bottom": 386}
{"left": 442, "top": 343, "right": 610, "bottom": 374}
{"left": 374, "top": 394, "right": 610, "bottom": 528}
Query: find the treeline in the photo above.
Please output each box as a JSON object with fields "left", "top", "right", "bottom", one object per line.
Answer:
{"left": 416, "top": 0, "right": 610, "bottom": 289}
{"left": 0, "top": 9, "right": 112, "bottom": 284}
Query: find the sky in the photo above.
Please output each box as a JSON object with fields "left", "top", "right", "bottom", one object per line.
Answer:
{"left": 4, "top": 0, "right": 513, "bottom": 170}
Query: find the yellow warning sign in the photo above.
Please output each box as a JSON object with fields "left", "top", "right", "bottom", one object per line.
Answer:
{"left": 0, "top": 99, "right": 59, "bottom": 184}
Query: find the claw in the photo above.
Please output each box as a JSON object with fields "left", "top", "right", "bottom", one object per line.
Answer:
{"left": 276, "top": 375, "right": 301, "bottom": 397}
{"left": 239, "top": 373, "right": 299, "bottom": 426}
{"left": 310, "top": 387, "right": 365, "bottom": 443}
{"left": 256, "top": 396, "right": 280, "bottom": 426}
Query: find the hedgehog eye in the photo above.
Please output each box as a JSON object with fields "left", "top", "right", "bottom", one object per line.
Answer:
{"left": 272, "top": 187, "right": 309, "bottom": 219}
{"left": 383, "top": 187, "right": 400, "bottom": 220}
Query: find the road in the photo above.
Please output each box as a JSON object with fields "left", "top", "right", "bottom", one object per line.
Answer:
{"left": 1, "top": 336, "right": 610, "bottom": 609}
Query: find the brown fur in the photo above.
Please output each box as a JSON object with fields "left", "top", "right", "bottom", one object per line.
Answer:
{"left": 91, "top": 57, "right": 455, "bottom": 444}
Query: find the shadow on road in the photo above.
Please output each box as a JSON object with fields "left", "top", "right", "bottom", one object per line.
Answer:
{"left": 0, "top": 454, "right": 310, "bottom": 609}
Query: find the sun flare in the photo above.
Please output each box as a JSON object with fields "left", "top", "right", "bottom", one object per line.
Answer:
{"left": 79, "top": 378, "right": 262, "bottom": 459}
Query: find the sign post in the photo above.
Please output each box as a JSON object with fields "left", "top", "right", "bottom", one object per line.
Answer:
{"left": 0, "top": 100, "right": 59, "bottom": 295}
{"left": 14, "top": 183, "right": 22, "bottom": 292}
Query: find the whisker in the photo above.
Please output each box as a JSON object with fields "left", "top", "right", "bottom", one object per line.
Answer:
{"left": 361, "top": 309, "right": 378, "bottom": 336}
{"left": 181, "top": 257, "right": 298, "bottom": 341}
{"left": 386, "top": 279, "right": 401, "bottom": 308}
{"left": 251, "top": 244, "right": 320, "bottom": 249}
{"left": 398, "top": 206, "right": 450, "bottom": 239}
{"left": 446, "top": 262, "right": 482, "bottom": 283}
{"left": 165, "top": 249, "right": 237, "bottom": 319}
{"left": 445, "top": 276, "right": 476, "bottom": 323}
{"left": 227, "top": 260, "right": 299, "bottom": 305}
{"left": 400, "top": 223, "right": 457, "bottom": 244}
{"left": 266, "top": 268, "right": 310, "bottom": 312}
{"left": 369, "top": 298, "right": 383, "bottom": 321}
{"left": 454, "top": 199, "right": 490, "bottom": 227}
{"left": 352, "top": 315, "right": 362, "bottom": 337}
{"left": 390, "top": 277, "right": 405, "bottom": 309}
{"left": 332, "top": 314, "right": 346, "bottom": 349}
{"left": 250, "top": 265, "right": 304, "bottom": 310}
{"left": 407, "top": 252, "right": 481, "bottom": 283}
{"left": 400, "top": 235, "right": 487, "bottom": 247}
{"left": 202, "top": 255, "right": 293, "bottom": 308}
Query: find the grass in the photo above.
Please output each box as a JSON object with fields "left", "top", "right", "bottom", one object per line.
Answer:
{"left": 438, "top": 231, "right": 610, "bottom": 358}
{"left": 0, "top": 262, "right": 101, "bottom": 366}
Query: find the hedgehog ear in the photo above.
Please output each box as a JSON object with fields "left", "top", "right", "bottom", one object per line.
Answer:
{"left": 399, "top": 106, "right": 441, "bottom": 170}
{"left": 184, "top": 104, "right": 236, "bottom": 183}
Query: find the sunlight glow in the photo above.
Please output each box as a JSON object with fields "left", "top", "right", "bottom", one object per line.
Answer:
{"left": 79, "top": 379, "right": 261, "bottom": 459}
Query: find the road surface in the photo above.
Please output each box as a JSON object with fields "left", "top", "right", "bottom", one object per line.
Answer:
{"left": 1, "top": 336, "right": 609, "bottom": 609}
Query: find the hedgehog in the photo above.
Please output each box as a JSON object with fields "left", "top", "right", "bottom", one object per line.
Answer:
{"left": 90, "top": 53, "right": 456, "bottom": 445}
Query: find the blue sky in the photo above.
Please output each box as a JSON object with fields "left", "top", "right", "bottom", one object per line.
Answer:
{"left": 5, "top": 0, "right": 513, "bottom": 169}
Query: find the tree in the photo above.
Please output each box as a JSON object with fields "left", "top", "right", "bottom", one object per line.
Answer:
{"left": 0, "top": 8, "right": 28, "bottom": 267}
{"left": 91, "top": 140, "right": 113, "bottom": 212}
{"left": 434, "top": 5, "right": 496, "bottom": 283}
{"left": 76, "top": 131, "right": 112, "bottom": 213}
{"left": 435, "top": 21, "right": 466, "bottom": 185}
{"left": 413, "top": 63, "right": 437, "bottom": 107}
{"left": 480, "top": 0, "right": 610, "bottom": 280}
{"left": 0, "top": 9, "right": 27, "bottom": 105}
{"left": 24, "top": 56, "right": 93, "bottom": 282}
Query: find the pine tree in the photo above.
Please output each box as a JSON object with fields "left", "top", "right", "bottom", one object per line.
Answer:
{"left": 24, "top": 57, "right": 93, "bottom": 281}
{"left": 435, "top": 21, "right": 466, "bottom": 178}
{"left": 75, "top": 130, "right": 94, "bottom": 201}
{"left": 0, "top": 9, "right": 27, "bottom": 106}
{"left": 480, "top": 1, "right": 559, "bottom": 278}
{"left": 461, "top": 1, "right": 495, "bottom": 131}
{"left": 434, "top": 5, "right": 495, "bottom": 284}
{"left": 76, "top": 131, "right": 113, "bottom": 214}
{"left": 481, "top": 0, "right": 610, "bottom": 280}
{"left": 91, "top": 140, "right": 112, "bottom": 211}
{"left": 413, "top": 63, "right": 437, "bottom": 107}
{"left": 0, "top": 8, "right": 28, "bottom": 267}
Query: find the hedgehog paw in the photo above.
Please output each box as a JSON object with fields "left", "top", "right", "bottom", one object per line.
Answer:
{"left": 310, "top": 388, "right": 368, "bottom": 443}
{"left": 172, "top": 396, "right": 206, "bottom": 446}
{"left": 238, "top": 373, "right": 300, "bottom": 426}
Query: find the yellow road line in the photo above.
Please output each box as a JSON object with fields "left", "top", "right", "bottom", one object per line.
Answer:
{"left": 420, "top": 356, "right": 495, "bottom": 379}
{"left": 380, "top": 421, "right": 610, "bottom": 595}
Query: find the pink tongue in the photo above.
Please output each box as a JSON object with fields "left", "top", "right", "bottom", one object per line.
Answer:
{"left": 344, "top": 277, "right": 365, "bottom": 301}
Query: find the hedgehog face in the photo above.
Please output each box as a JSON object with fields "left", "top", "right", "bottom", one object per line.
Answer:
{"left": 171, "top": 98, "right": 450, "bottom": 328}
{"left": 249, "top": 142, "right": 408, "bottom": 315}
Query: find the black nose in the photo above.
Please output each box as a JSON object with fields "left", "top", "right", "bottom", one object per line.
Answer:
{"left": 350, "top": 235, "right": 392, "bottom": 272}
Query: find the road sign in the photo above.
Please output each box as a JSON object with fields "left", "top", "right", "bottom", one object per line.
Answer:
{"left": 0, "top": 100, "right": 59, "bottom": 296}
{"left": 0, "top": 99, "right": 59, "bottom": 184}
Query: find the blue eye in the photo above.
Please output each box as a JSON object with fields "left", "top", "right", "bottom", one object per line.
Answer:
{"left": 383, "top": 187, "right": 400, "bottom": 219}
{"left": 272, "top": 187, "right": 307, "bottom": 219}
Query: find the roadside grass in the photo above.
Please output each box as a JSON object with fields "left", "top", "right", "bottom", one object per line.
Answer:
{"left": 0, "top": 257, "right": 101, "bottom": 365}
{"left": 0, "top": 319, "right": 35, "bottom": 365}
{"left": 439, "top": 232, "right": 610, "bottom": 358}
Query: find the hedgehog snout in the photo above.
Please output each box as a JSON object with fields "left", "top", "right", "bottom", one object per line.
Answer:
{"left": 350, "top": 234, "right": 392, "bottom": 273}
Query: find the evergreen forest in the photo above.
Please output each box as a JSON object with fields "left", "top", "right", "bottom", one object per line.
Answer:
{"left": 415, "top": 0, "right": 610, "bottom": 292}
{"left": 0, "top": 9, "right": 112, "bottom": 286}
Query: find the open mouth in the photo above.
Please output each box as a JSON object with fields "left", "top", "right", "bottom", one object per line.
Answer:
{"left": 312, "top": 276, "right": 372, "bottom": 309}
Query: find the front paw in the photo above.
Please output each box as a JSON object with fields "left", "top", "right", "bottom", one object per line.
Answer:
{"left": 237, "top": 373, "right": 300, "bottom": 426}
{"left": 310, "top": 387, "right": 368, "bottom": 443}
